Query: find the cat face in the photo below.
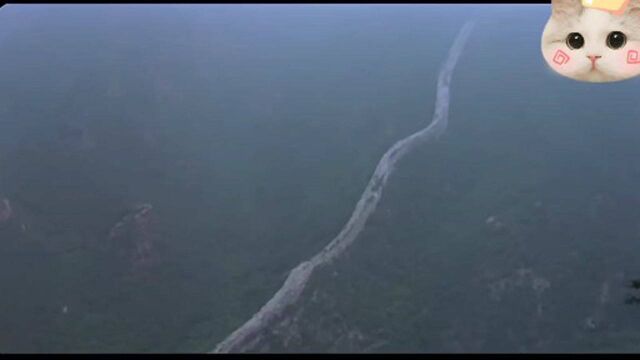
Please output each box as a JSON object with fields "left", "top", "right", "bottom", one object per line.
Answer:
{"left": 541, "top": 0, "right": 640, "bottom": 82}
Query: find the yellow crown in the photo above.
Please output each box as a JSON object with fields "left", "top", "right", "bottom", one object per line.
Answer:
{"left": 582, "top": 0, "right": 630, "bottom": 15}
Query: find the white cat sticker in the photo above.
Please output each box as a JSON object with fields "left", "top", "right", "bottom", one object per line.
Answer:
{"left": 541, "top": 0, "right": 640, "bottom": 82}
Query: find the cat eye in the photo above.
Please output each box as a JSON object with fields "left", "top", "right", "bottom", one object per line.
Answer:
{"left": 606, "top": 31, "right": 627, "bottom": 50}
{"left": 566, "top": 32, "right": 585, "bottom": 50}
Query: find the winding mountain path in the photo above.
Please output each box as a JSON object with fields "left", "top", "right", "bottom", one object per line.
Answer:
{"left": 212, "top": 21, "right": 475, "bottom": 353}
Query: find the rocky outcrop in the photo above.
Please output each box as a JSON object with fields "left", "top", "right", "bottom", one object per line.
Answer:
{"left": 485, "top": 215, "right": 507, "bottom": 234}
{"left": 107, "top": 203, "right": 158, "bottom": 277}
{"left": 486, "top": 267, "right": 552, "bottom": 329}
{"left": 0, "top": 198, "right": 13, "bottom": 226}
{"left": 488, "top": 268, "right": 551, "bottom": 304}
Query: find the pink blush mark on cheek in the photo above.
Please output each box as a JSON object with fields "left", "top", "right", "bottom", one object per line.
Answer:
{"left": 553, "top": 49, "right": 570, "bottom": 66}
{"left": 627, "top": 49, "right": 640, "bottom": 64}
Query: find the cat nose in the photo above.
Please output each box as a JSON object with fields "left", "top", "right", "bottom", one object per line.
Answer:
{"left": 587, "top": 55, "right": 602, "bottom": 62}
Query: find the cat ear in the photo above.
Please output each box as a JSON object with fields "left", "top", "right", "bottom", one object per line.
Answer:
{"left": 626, "top": 0, "right": 640, "bottom": 20}
{"left": 551, "top": 0, "right": 583, "bottom": 20}
{"left": 627, "top": 0, "right": 640, "bottom": 11}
